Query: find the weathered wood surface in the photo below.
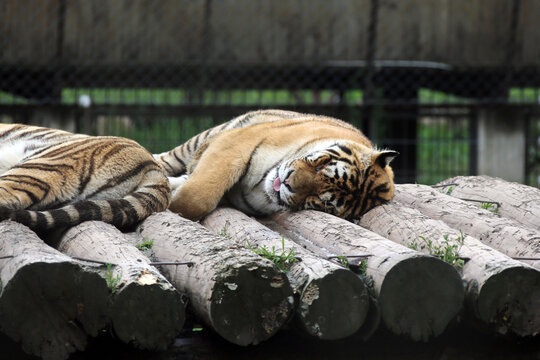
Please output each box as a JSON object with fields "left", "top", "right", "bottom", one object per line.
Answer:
{"left": 395, "top": 184, "right": 540, "bottom": 270}
{"left": 56, "top": 221, "right": 185, "bottom": 350}
{"left": 439, "top": 176, "right": 540, "bottom": 232}
{"left": 202, "top": 207, "right": 369, "bottom": 340}
{"left": 269, "top": 210, "right": 464, "bottom": 342}
{"left": 0, "top": 221, "right": 109, "bottom": 360}
{"left": 360, "top": 202, "right": 540, "bottom": 337}
{"left": 137, "top": 211, "right": 294, "bottom": 346}
{"left": 4, "top": 0, "right": 540, "bottom": 67}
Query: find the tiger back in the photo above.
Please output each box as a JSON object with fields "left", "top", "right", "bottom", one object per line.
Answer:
{"left": 0, "top": 123, "right": 170, "bottom": 230}
{"left": 154, "top": 110, "right": 397, "bottom": 221}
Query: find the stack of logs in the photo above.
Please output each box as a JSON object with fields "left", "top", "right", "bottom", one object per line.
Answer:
{"left": 0, "top": 175, "right": 539, "bottom": 359}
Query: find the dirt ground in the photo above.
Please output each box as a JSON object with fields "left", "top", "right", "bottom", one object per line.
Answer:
{"left": 2, "top": 319, "right": 539, "bottom": 360}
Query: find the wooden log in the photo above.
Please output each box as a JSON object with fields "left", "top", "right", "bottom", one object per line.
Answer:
{"left": 201, "top": 207, "right": 369, "bottom": 340}
{"left": 137, "top": 211, "right": 294, "bottom": 346}
{"left": 395, "top": 184, "right": 540, "bottom": 270}
{"left": 360, "top": 202, "right": 540, "bottom": 337}
{"left": 439, "top": 175, "right": 540, "bottom": 231}
{"left": 55, "top": 221, "right": 185, "bottom": 350}
{"left": 269, "top": 210, "right": 464, "bottom": 342}
{"left": 260, "top": 218, "right": 383, "bottom": 341}
{"left": 0, "top": 221, "right": 109, "bottom": 360}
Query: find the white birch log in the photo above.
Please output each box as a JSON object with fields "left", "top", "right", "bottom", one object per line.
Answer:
{"left": 202, "top": 207, "right": 369, "bottom": 340}
{"left": 270, "top": 210, "right": 464, "bottom": 342}
{"left": 137, "top": 211, "right": 295, "bottom": 346}
{"left": 438, "top": 175, "right": 540, "bottom": 231}
{"left": 394, "top": 183, "right": 540, "bottom": 270}
{"left": 56, "top": 221, "right": 185, "bottom": 350}
{"left": 360, "top": 202, "right": 540, "bottom": 337}
{"left": 0, "top": 221, "right": 109, "bottom": 360}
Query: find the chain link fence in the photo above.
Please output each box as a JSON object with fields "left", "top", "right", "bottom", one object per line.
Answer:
{"left": 1, "top": 0, "right": 539, "bottom": 185}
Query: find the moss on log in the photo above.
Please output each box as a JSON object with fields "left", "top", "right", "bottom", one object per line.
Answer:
{"left": 56, "top": 221, "right": 185, "bottom": 350}
{"left": 202, "top": 207, "right": 369, "bottom": 340}
{"left": 0, "top": 221, "right": 109, "bottom": 360}
{"left": 440, "top": 175, "right": 540, "bottom": 232}
{"left": 270, "top": 211, "right": 464, "bottom": 342}
{"left": 360, "top": 202, "right": 540, "bottom": 337}
{"left": 137, "top": 211, "right": 294, "bottom": 346}
{"left": 395, "top": 184, "right": 540, "bottom": 270}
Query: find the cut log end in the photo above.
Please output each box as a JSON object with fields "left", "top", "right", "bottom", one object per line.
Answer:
{"left": 0, "top": 261, "right": 108, "bottom": 360}
{"left": 475, "top": 266, "right": 540, "bottom": 337}
{"left": 378, "top": 256, "right": 465, "bottom": 342}
{"left": 296, "top": 268, "right": 369, "bottom": 340}
{"left": 210, "top": 264, "right": 294, "bottom": 346}
{"left": 111, "top": 281, "right": 185, "bottom": 350}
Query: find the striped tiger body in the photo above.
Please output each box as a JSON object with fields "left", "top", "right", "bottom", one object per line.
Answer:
{"left": 0, "top": 124, "right": 170, "bottom": 230}
{"left": 154, "top": 110, "right": 397, "bottom": 221}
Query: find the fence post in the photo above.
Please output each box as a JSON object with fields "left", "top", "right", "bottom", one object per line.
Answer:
{"left": 476, "top": 107, "right": 525, "bottom": 183}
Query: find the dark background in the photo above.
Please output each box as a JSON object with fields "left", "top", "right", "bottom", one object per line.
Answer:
{"left": 1, "top": 0, "right": 539, "bottom": 185}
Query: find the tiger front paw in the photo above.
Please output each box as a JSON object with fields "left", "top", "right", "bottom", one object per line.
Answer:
{"left": 168, "top": 186, "right": 218, "bottom": 221}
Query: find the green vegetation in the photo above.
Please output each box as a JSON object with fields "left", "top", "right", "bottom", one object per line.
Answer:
{"left": 246, "top": 237, "right": 298, "bottom": 272}
{"left": 416, "top": 119, "right": 470, "bottom": 185}
{"left": 481, "top": 202, "right": 499, "bottom": 214}
{"left": 135, "top": 239, "right": 154, "bottom": 251}
{"left": 358, "top": 259, "right": 368, "bottom": 276}
{"left": 336, "top": 255, "right": 350, "bottom": 269}
{"left": 218, "top": 225, "right": 232, "bottom": 240}
{"left": 408, "top": 231, "right": 465, "bottom": 270}
{"left": 104, "top": 263, "right": 122, "bottom": 294}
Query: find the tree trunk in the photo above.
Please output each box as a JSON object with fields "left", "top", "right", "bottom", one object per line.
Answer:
{"left": 201, "top": 207, "right": 369, "bottom": 340}
{"left": 137, "top": 211, "right": 294, "bottom": 346}
{"left": 0, "top": 221, "right": 109, "bottom": 360}
{"left": 56, "top": 221, "right": 185, "bottom": 350}
{"left": 439, "top": 175, "right": 540, "bottom": 232}
{"left": 269, "top": 210, "right": 464, "bottom": 342}
{"left": 360, "top": 202, "right": 540, "bottom": 337}
{"left": 394, "top": 184, "right": 540, "bottom": 270}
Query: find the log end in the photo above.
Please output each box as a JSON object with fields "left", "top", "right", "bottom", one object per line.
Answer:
{"left": 210, "top": 264, "right": 294, "bottom": 346}
{"left": 378, "top": 255, "right": 465, "bottom": 342}
{"left": 0, "top": 261, "right": 109, "bottom": 360}
{"left": 296, "top": 268, "right": 369, "bottom": 340}
{"left": 475, "top": 266, "right": 540, "bottom": 337}
{"left": 110, "top": 280, "right": 186, "bottom": 350}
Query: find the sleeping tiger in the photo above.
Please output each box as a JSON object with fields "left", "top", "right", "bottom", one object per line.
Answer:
{"left": 0, "top": 123, "right": 170, "bottom": 230}
{"left": 154, "top": 109, "right": 397, "bottom": 221}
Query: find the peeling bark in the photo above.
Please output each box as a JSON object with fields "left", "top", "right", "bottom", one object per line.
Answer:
{"left": 56, "top": 221, "right": 185, "bottom": 350}
{"left": 360, "top": 202, "right": 540, "bottom": 337}
{"left": 439, "top": 175, "right": 540, "bottom": 232}
{"left": 137, "top": 211, "right": 294, "bottom": 346}
{"left": 269, "top": 211, "right": 464, "bottom": 342}
{"left": 202, "top": 207, "right": 369, "bottom": 340}
{"left": 395, "top": 184, "right": 540, "bottom": 270}
{"left": 0, "top": 221, "right": 108, "bottom": 360}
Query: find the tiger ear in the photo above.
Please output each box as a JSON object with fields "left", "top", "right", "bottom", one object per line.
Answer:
{"left": 373, "top": 150, "right": 399, "bottom": 168}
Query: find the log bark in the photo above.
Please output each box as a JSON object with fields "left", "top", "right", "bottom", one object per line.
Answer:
{"left": 0, "top": 221, "right": 109, "bottom": 360}
{"left": 394, "top": 184, "right": 540, "bottom": 270}
{"left": 201, "top": 207, "right": 369, "bottom": 340}
{"left": 56, "top": 221, "right": 185, "bottom": 350}
{"left": 137, "top": 211, "right": 294, "bottom": 346}
{"left": 439, "top": 175, "right": 540, "bottom": 231}
{"left": 360, "top": 202, "right": 540, "bottom": 337}
{"left": 269, "top": 210, "right": 464, "bottom": 342}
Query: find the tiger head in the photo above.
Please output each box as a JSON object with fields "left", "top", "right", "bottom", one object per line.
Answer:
{"left": 265, "top": 141, "right": 398, "bottom": 219}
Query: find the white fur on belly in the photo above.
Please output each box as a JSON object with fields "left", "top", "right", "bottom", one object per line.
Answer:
{"left": 0, "top": 141, "right": 27, "bottom": 175}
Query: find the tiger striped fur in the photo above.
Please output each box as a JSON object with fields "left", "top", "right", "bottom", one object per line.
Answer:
{"left": 154, "top": 109, "right": 397, "bottom": 221}
{"left": 0, "top": 123, "right": 170, "bottom": 230}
